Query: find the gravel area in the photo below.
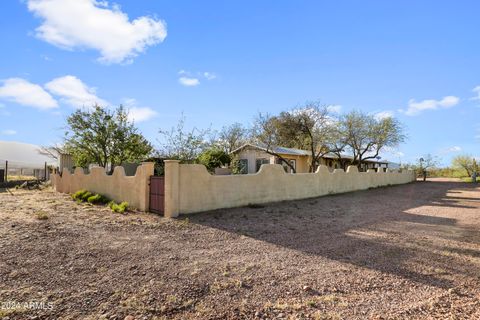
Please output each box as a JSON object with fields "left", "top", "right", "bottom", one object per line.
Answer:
{"left": 1, "top": 178, "right": 480, "bottom": 319}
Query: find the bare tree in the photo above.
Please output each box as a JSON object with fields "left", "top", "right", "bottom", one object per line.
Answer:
{"left": 37, "top": 144, "right": 66, "bottom": 160}
{"left": 215, "top": 123, "right": 248, "bottom": 153}
{"left": 417, "top": 154, "right": 439, "bottom": 181}
{"left": 158, "top": 114, "right": 211, "bottom": 162}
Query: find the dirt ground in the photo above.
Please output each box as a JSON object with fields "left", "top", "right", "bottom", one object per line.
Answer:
{"left": 1, "top": 179, "right": 480, "bottom": 320}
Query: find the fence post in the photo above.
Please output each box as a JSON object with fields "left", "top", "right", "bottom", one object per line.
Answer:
{"left": 44, "top": 161, "right": 47, "bottom": 181}
{"left": 5, "top": 160, "right": 7, "bottom": 182}
{"left": 164, "top": 160, "right": 180, "bottom": 218}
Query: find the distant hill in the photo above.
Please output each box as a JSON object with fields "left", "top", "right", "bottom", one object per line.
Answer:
{"left": 0, "top": 141, "right": 57, "bottom": 168}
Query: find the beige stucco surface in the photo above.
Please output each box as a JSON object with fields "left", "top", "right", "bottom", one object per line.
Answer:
{"left": 52, "top": 162, "right": 154, "bottom": 211}
{"left": 165, "top": 162, "right": 415, "bottom": 217}
{"left": 235, "top": 148, "right": 311, "bottom": 173}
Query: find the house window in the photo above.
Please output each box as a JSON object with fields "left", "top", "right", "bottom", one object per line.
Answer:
{"left": 256, "top": 158, "right": 269, "bottom": 172}
{"left": 238, "top": 159, "right": 248, "bottom": 174}
{"left": 275, "top": 158, "right": 296, "bottom": 173}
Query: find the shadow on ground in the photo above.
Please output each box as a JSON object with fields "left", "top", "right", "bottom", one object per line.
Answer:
{"left": 189, "top": 180, "right": 480, "bottom": 289}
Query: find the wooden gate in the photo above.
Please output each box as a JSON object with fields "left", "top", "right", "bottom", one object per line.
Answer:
{"left": 149, "top": 176, "right": 165, "bottom": 214}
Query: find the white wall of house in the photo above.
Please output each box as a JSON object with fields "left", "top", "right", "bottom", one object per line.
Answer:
{"left": 236, "top": 148, "right": 275, "bottom": 174}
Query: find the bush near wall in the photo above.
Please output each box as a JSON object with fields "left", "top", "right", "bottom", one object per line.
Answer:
{"left": 71, "top": 189, "right": 129, "bottom": 213}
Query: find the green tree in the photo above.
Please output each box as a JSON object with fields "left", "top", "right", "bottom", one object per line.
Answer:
{"left": 341, "top": 111, "right": 406, "bottom": 170}
{"left": 253, "top": 102, "right": 346, "bottom": 173}
{"left": 252, "top": 112, "right": 297, "bottom": 173}
{"left": 451, "top": 154, "right": 475, "bottom": 177}
{"left": 64, "top": 105, "right": 153, "bottom": 173}
{"left": 196, "top": 148, "right": 231, "bottom": 172}
{"left": 274, "top": 102, "right": 342, "bottom": 172}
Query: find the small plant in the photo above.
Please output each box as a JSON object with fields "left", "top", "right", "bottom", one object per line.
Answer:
{"left": 73, "top": 190, "right": 110, "bottom": 206}
{"left": 80, "top": 191, "right": 93, "bottom": 202}
{"left": 36, "top": 211, "right": 49, "bottom": 220}
{"left": 87, "top": 194, "right": 110, "bottom": 204}
{"left": 109, "top": 201, "right": 129, "bottom": 213}
{"left": 72, "top": 189, "right": 89, "bottom": 201}
{"left": 306, "top": 300, "right": 317, "bottom": 307}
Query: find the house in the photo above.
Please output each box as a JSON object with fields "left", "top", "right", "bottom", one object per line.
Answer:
{"left": 230, "top": 144, "right": 389, "bottom": 174}
{"left": 230, "top": 144, "right": 311, "bottom": 174}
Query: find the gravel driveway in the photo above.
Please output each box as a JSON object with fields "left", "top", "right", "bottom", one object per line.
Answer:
{"left": 1, "top": 178, "right": 479, "bottom": 319}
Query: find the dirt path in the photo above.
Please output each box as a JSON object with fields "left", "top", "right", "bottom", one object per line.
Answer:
{"left": 1, "top": 179, "right": 480, "bottom": 319}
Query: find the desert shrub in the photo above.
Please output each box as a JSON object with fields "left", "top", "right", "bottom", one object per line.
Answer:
{"left": 73, "top": 190, "right": 110, "bottom": 205}
{"left": 81, "top": 191, "right": 93, "bottom": 202}
{"left": 87, "top": 194, "right": 110, "bottom": 204}
{"left": 36, "top": 211, "right": 49, "bottom": 220}
{"left": 72, "top": 189, "right": 89, "bottom": 201}
{"left": 108, "top": 201, "right": 129, "bottom": 213}
{"left": 196, "top": 148, "right": 231, "bottom": 172}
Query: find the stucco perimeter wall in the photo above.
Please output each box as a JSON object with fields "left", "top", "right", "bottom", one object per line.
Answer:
{"left": 52, "top": 162, "right": 154, "bottom": 211}
{"left": 164, "top": 160, "right": 415, "bottom": 217}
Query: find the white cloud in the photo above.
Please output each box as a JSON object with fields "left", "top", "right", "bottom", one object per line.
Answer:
{"left": 440, "top": 146, "right": 462, "bottom": 154}
{"left": 1, "top": 130, "right": 17, "bottom": 135}
{"left": 470, "top": 86, "right": 480, "bottom": 101}
{"left": 27, "top": 0, "right": 167, "bottom": 64}
{"left": 45, "top": 75, "right": 107, "bottom": 108}
{"left": 178, "top": 70, "right": 217, "bottom": 86}
{"left": 203, "top": 72, "right": 217, "bottom": 80}
{"left": 0, "top": 78, "right": 58, "bottom": 110}
{"left": 179, "top": 77, "right": 200, "bottom": 87}
{"left": 402, "top": 95, "right": 460, "bottom": 116}
{"left": 327, "top": 104, "right": 342, "bottom": 114}
{"left": 374, "top": 110, "right": 394, "bottom": 120}
{"left": 122, "top": 98, "right": 157, "bottom": 123}
{"left": 382, "top": 146, "right": 405, "bottom": 159}
{"left": 127, "top": 107, "right": 157, "bottom": 123}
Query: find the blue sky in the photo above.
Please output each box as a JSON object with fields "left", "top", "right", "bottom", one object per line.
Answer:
{"left": 0, "top": 0, "right": 479, "bottom": 166}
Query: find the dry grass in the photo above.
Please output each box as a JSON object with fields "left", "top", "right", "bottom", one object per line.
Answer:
{"left": 6, "top": 175, "right": 38, "bottom": 181}
{"left": 1, "top": 179, "right": 480, "bottom": 319}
